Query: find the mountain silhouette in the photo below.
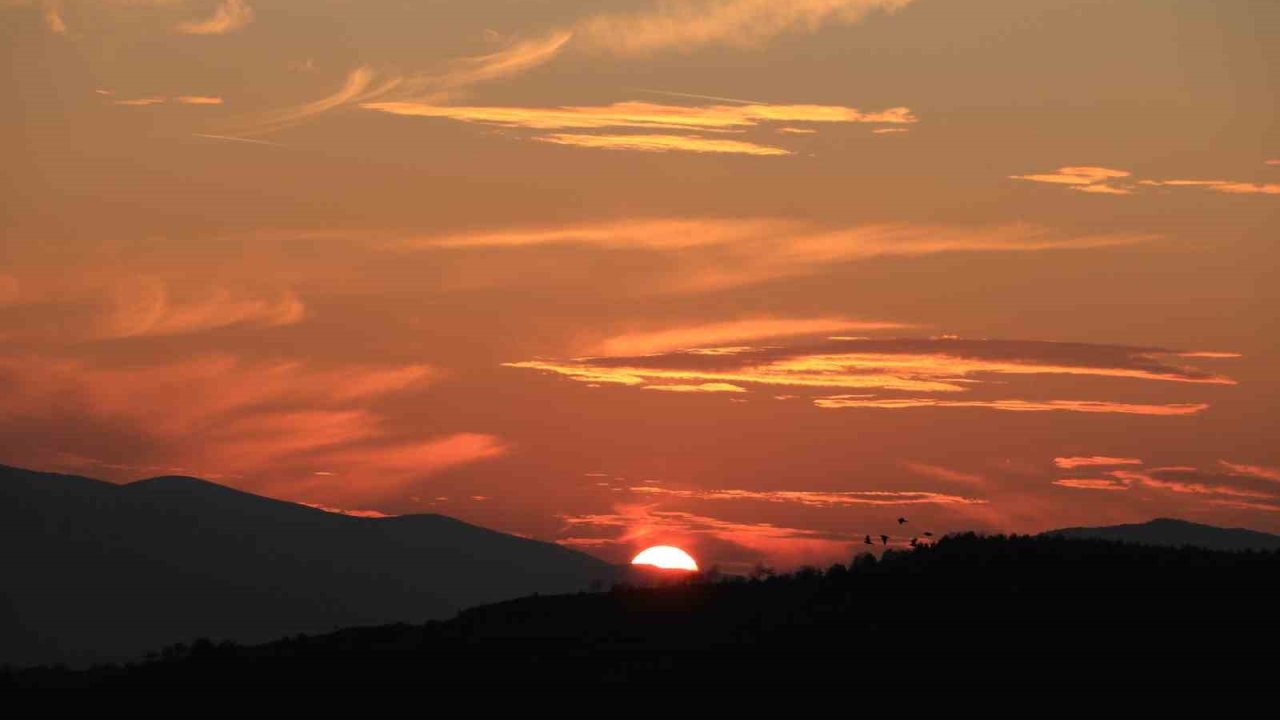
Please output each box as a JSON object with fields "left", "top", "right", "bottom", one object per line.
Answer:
{"left": 1043, "top": 517, "right": 1280, "bottom": 552}
{"left": 0, "top": 464, "right": 618, "bottom": 668}
{"left": 7, "top": 532, "right": 1277, "bottom": 715}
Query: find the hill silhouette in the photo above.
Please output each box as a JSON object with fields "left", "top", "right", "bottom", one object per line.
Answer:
{"left": 0, "top": 464, "right": 618, "bottom": 668}
{"left": 6, "top": 532, "right": 1277, "bottom": 713}
{"left": 1043, "top": 517, "right": 1280, "bottom": 551}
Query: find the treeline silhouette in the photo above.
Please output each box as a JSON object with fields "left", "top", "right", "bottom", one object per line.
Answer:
{"left": 5, "top": 533, "right": 1278, "bottom": 708}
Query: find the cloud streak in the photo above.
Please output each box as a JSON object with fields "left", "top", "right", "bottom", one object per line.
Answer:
{"left": 572, "top": 0, "right": 914, "bottom": 57}
{"left": 1014, "top": 166, "right": 1280, "bottom": 197}
{"left": 813, "top": 397, "right": 1209, "bottom": 415}
{"left": 395, "top": 218, "right": 1154, "bottom": 292}
{"left": 1053, "top": 456, "right": 1144, "bottom": 469}
{"left": 534, "top": 133, "right": 791, "bottom": 156}
{"left": 176, "top": 0, "right": 254, "bottom": 36}
{"left": 590, "top": 317, "right": 907, "bottom": 355}
{"left": 630, "top": 485, "right": 985, "bottom": 507}
{"left": 510, "top": 337, "right": 1233, "bottom": 417}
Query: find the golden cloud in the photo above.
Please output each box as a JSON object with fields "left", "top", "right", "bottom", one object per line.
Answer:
{"left": 1053, "top": 456, "right": 1144, "bottom": 469}
{"left": 533, "top": 132, "right": 792, "bottom": 155}
{"left": 590, "top": 317, "right": 907, "bottom": 355}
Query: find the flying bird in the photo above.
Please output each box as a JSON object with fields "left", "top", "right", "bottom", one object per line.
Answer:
{"left": 923, "top": 532, "right": 934, "bottom": 537}
{"left": 897, "top": 517, "right": 908, "bottom": 525}
{"left": 880, "top": 534, "right": 889, "bottom": 546}
{"left": 909, "top": 538, "right": 918, "bottom": 548}
{"left": 864, "top": 534, "right": 873, "bottom": 545}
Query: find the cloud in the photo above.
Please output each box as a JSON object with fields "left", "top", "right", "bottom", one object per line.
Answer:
{"left": 114, "top": 97, "right": 166, "bottom": 106}
{"left": 0, "top": 353, "right": 502, "bottom": 505}
{"left": 1266, "top": 159, "right": 1280, "bottom": 166}
{"left": 590, "top": 317, "right": 907, "bottom": 355}
{"left": 227, "top": 66, "right": 401, "bottom": 137}
{"left": 362, "top": 99, "right": 914, "bottom": 154}
{"left": 42, "top": 1, "right": 64, "bottom": 34}
{"left": 1014, "top": 166, "right": 1280, "bottom": 197}
{"left": 778, "top": 127, "right": 817, "bottom": 134}
{"left": 1071, "top": 184, "right": 1132, "bottom": 195}
{"left": 510, "top": 337, "right": 1233, "bottom": 417}
{"left": 630, "top": 485, "right": 985, "bottom": 507}
{"left": 361, "top": 100, "right": 915, "bottom": 131}
{"left": 903, "top": 462, "right": 985, "bottom": 486}
{"left": 1109, "top": 469, "right": 1277, "bottom": 500}
{"left": 176, "top": 0, "right": 253, "bottom": 36}
{"left": 1053, "top": 456, "right": 1144, "bottom": 469}
{"left": 1012, "top": 167, "right": 1131, "bottom": 185}
{"left": 813, "top": 397, "right": 1209, "bottom": 415}
{"left": 97, "top": 280, "right": 304, "bottom": 338}
{"left": 1220, "top": 461, "right": 1280, "bottom": 484}
{"left": 297, "top": 502, "right": 393, "bottom": 519}
{"left": 417, "top": 217, "right": 800, "bottom": 251}
{"left": 511, "top": 337, "right": 1235, "bottom": 393}
{"left": 396, "top": 218, "right": 1154, "bottom": 292}
{"left": 417, "top": 31, "right": 573, "bottom": 95}
{"left": 174, "top": 95, "right": 223, "bottom": 105}
{"left": 534, "top": 133, "right": 792, "bottom": 156}
{"left": 1138, "top": 179, "right": 1280, "bottom": 195}
{"left": 572, "top": 0, "right": 914, "bottom": 57}
{"left": 643, "top": 383, "right": 747, "bottom": 393}
{"left": 1052, "top": 478, "right": 1129, "bottom": 491}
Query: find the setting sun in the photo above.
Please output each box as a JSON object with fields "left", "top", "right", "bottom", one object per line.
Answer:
{"left": 631, "top": 546, "right": 699, "bottom": 571}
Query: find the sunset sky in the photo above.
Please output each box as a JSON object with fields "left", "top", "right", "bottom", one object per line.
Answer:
{"left": 3, "top": 0, "right": 1278, "bottom": 570}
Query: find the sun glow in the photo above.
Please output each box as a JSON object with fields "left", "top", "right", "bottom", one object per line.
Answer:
{"left": 631, "top": 545, "right": 699, "bottom": 571}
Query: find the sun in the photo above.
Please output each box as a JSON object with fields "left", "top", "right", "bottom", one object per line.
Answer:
{"left": 631, "top": 545, "right": 699, "bottom": 571}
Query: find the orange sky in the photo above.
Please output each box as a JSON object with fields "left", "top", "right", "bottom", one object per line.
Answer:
{"left": 2, "top": 0, "right": 1278, "bottom": 571}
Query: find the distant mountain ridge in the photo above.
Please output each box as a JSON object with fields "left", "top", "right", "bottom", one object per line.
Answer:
{"left": 0, "top": 464, "right": 619, "bottom": 668}
{"left": 1044, "top": 518, "right": 1280, "bottom": 552}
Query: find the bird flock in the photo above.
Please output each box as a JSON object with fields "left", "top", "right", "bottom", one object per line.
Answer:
{"left": 863, "top": 517, "right": 936, "bottom": 549}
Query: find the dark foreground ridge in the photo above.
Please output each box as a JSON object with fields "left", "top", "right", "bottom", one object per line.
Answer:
{"left": 7, "top": 533, "right": 1278, "bottom": 710}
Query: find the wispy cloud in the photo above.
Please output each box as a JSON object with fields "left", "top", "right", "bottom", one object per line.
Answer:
{"left": 362, "top": 100, "right": 915, "bottom": 131}
{"left": 192, "top": 133, "right": 281, "bottom": 146}
{"left": 814, "top": 397, "right": 1209, "bottom": 415}
{"left": 1138, "top": 179, "right": 1280, "bottom": 195}
{"left": 1054, "top": 456, "right": 1143, "bottom": 469}
{"left": 643, "top": 383, "right": 747, "bottom": 393}
{"left": 97, "top": 280, "right": 304, "bottom": 338}
{"left": 1052, "top": 478, "right": 1129, "bottom": 491}
{"left": 1011, "top": 167, "right": 1131, "bottom": 186}
{"left": 175, "top": 95, "right": 223, "bottom": 105}
{"left": 114, "top": 97, "right": 166, "bottom": 106}
{"left": 176, "top": 0, "right": 254, "bottom": 36}
{"left": 630, "top": 485, "right": 985, "bottom": 507}
{"left": 1109, "top": 469, "right": 1277, "bottom": 500}
{"left": 903, "top": 462, "right": 985, "bottom": 486}
{"left": 510, "top": 337, "right": 1233, "bottom": 417}
{"left": 591, "top": 317, "right": 905, "bottom": 355}
{"left": 534, "top": 132, "right": 792, "bottom": 156}
{"left": 362, "top": 100, "right": 914, "bottom": 155}
{"left": 1220, "top": 461, "right": 1280, "bottom": 484}
{"left": 396, "top": 218, "right": 1154, "bottom": 292}
{"left": 1014, "top": 166, "right": 1280, "bottom": 197}
{"left": 0, "top": 353, "right": 499, "bottom": 505}
{"left": 572, "top": 0, "right": 914, "bottom": 57}
{"left": 227, "top": 66, "right": 401, "bottom": 137}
